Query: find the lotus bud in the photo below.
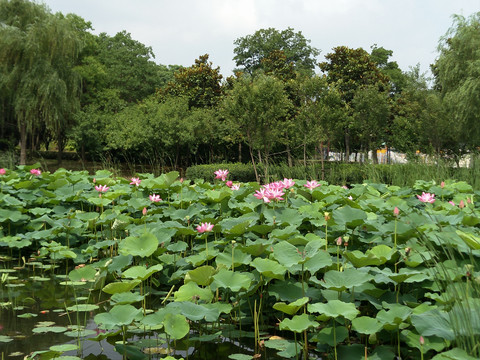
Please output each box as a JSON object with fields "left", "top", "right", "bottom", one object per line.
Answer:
{"left": 393, "top": 207, "right": 399, "bottom": 217}
{"left": 142, "top": 207, "right": 147, "bottom": 216}
{"left": 405, "top": 247, "right": 411, "bottom": 256}
{"left": 440, "top": 181, "right": 445, "bottom": 189}
{"left": 324, "top": 212, "right": 330, "bottom": 221}
{"left": 336, "top": 237, "right": 343, "bottom": 246}
{"left": 419, "top": 336, "right": 425, "bottom": 345}
{"left": 459, "top": 200, "right": 465, "bottom": 209}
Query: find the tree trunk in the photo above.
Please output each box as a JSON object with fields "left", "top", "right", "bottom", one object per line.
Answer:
{"left": 320, "top": 141, "right": 325, "bottom": 181}
{"left": 344, "top": 128, "right": 350, "bottom": 162}
{"left": 286, "top": 144, "right": 293, "bottom": 167}
{"left": 19, "top": 121, "right": 27, "bottom": 165}
{"left": 249, "top": 145, "right": 260, "bottom": 183}
{"left": 238, "top": 142, "right": 242, "bottom": 163}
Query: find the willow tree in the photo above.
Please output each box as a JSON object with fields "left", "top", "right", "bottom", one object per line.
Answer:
{"left": 0, "top": 0, "right": 83, "bottom": 164}
{"left": 435, "top": 12, "right": 480, "bottom": 153}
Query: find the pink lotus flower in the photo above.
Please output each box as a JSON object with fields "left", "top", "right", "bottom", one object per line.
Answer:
{"left": 231, "top": 183, "right": 240, "bottom": 191}
{"left": 149, "top": 194, "right": 162, "bottom": 202}
{"left": 342, "top": 185, "right": 349, "bottom": 190}
{"left": 95, "top": 185, "right": 109, "bottom": 193}
{"left": 417, "top": 192, "right": 435, "bottom": 203}
{"left": 130, "top": 177, "right": 141, "bottom": 186}
{"left": 226, "top": 180, "right": 233, "bottom": 187}
{"left": 336, "top": 237, "right": 343, "bottom": 246}
{"left": 214, "top": 169, "right": 229, "bottom": 181}
{"left": 449, "top": 201, "right": 455, "bottom": 206}
{"left": 254, "top": 188, "right": 271, "bottom": 203}
{"left": 304, "top": 180, "right": 321, "bottom": 190}
{"left": 254, "top": 185, "right": 284, "bottom": 203}
{"left": 282, "top": 178, "right": 295, "bottom": 189}
{"left": 196, "top": 222, "right": 214, "bottom": 233}
{"left": 440, "top": 181, "right": 445, "bottom": 189}
{"left": 393, "top": 207, "right": 399, "bottom": 217}
{"left": 0, "top": 168, "right": 5, "bottom": 175}
{"left": 30, "top": 169, "right": 41, "bottom": 176}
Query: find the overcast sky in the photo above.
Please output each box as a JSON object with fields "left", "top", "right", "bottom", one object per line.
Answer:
{"left": 40, "top": 0, "right": 480, "bottom": 78}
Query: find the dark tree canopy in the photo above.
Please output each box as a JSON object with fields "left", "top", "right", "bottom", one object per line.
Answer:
{"left": 233, "top": 27, "right": 320, "bottom": 76}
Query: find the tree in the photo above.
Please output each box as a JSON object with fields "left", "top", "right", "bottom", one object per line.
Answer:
{"left": 233, "top": 27, "right": 319, "bottom": 76}
{"left": 319, "top": 46, "right": 390, "bottom": 160}
{"left": 95, "top": 31, "right": 163, "bottom": 103}
{"left": 221, "top": 75, "right": 291, "bottom": 181}
{"left": 0, "top": 0, "right": 84, "bottom": 164}
{"left": 159, "top": 54, "right": 224, "bottom": 109}
{"left": 435, "top": 12, "right": 480, "bottom": 151}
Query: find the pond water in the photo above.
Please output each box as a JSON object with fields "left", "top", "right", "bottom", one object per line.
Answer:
{"left": 0, "top": 261, "right": 289, "bottom": 360}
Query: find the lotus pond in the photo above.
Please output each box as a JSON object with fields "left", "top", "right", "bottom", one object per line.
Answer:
{"left": 1, "top": 166, "right": 480, "bottom": 360}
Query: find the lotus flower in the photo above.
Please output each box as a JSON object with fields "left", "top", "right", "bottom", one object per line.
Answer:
{"left": 196, "top": 222, "right": 214, "bottom": 233}
{"left": 393, "top": 207, "right": 399, "bottom": 217}
{"left": 130, "top": 177, "right": 141, "bottom": 186}
{"left": 95, "top": 185, "right": 109, "bottom": 193}
{"left": 0, "top": 168, "right": 5, "bottom": 175}
{"left": 214, "top": 169, "right": 229, "bottom": 181}
{"left": 254, "top": 188, "right": 271, "bottom": 203}
{"left": 149, "top": 194, "right": 162, "bottom": 202}
{"left": 449, "top": 201, "right": 455, "bottom": 206}
{"left": 231, "top": 183, "right": 240, "bottom": 191}
{"left": 304, "top": 180, "right": 320, "bottom": 190}
{"left": 282, "top": 178, "right": 295, "bottom": 189}
{"left": 30, "top": 168, "right": 41, "bottom": 176}
{"left": 226, "top": 180, "right": 233, "bottom": 187}
{"left": 417, "top": 192, "right": 435, "bottom": 203}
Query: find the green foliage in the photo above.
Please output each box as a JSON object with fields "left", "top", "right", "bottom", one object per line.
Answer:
{"left": 233, "top": 27, "right": 320, "bottom": 76}
{"left": 435, "top": 12, "right": 480, "bottom": 150}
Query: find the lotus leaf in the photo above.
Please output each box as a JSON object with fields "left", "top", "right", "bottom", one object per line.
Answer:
{"left": 94, "top": 304, "right": 142, "bottom": 329}
{"left": 211, "top": 269, "right": 252, "bottom": 292}
{"left": 186, "top": 265, "right": 216, "bottom": 286}
{"left": 118, "top": 232, "right": 158, "bottom": 257}
{"left": 308, "top": 299, "right": 360, "bottom": 321}
{"left": 273, "top": 297, "right": 309, "bottom": 315}
{"left": 351, "top": 316, "right": 382, "bottom": 335}
{"left": 250, "top": 257, "right": 286, "bottom": 280}
{"left": 163, "top": 313, "right": 189, "bottom": 339}
{"left": 279, "top": 313, "right": 319, "bottom": 333}
{"left": 322, "top": 268, "right": 374, "bottom": 291}
{"left": 314, "top": 326, "right": 348, "bottom": 346}
{"left": 174, "top": 281, "right": 214, "bottom": 302}
{"left": 102, "top": 280, "right": 141, "bottom": 294}
{"left": 122, "top": 264, "right": 163, "bottom": 280}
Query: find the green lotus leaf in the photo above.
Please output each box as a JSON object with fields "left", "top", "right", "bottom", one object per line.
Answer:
{"left": 88, "top": 197, "right": 112, "bottom": 207}
{"left": 273, "top": 297, "right": 309, "bottom": 315}
{"left": 401, "top": 330, "right": 448, "bottom": 352}
{"left": 308, "top": 300, "right": 360, "bottom": 321}
{"left": 322, "top": 268, "right": 374, "bottom": 291}
{"left": 215, "top": 249, "right": 252, "bottom": 269}
{"left": 174, "top": 281, "right": 213, "bottom": 303}
{"left": 32, "top": 326, "right": 68, "bottom": 333}
{"left": 314, "top": 326, "right": 349, "bottom": 346}
{"left": 94, "top": 304, "right": 142, "bottom": 328}
{"left": 431, "top": 348, "right": 478, "bottom": 360}
{"left": 376, "top": 304, "right": 412, "bottom": 330}
{"left": 69, "top": 265, "right": 96, "bottom": 282}
{"left": 228, "top": 354, "right": 253, "bottom": 360}
{"left": 273, "top": 241, "right": 303, "bottom": 267}
{"left": 102, "top": 280, "right": 141, "bottom": 294}
{"left": 0, "top": 335, "right": 13, "bottom": 343}
{"left": 333, "top": 205, "right": 367, "bottom": 228}
{"left": 163, "top": 313, "right": 189, "bottom": 340}
{"left": 49, "top": 344, "right": 78, "bottom": 352}
{"left": 211, "top": 269, "right": 252, "bottom": 292}
{"left": 66, "top": 304, "right": 99, "bottom": 312}
{"left": 122, "top": 264, "right": 163, "bottom": 280}
{"left": 119, "top": 232, "right": 158, "bottom": 257}
{"left": 351, "top": 316, "right": 383, "bottom": 335}
{"left": 456, "top": 230, "right": 480, "bottom": 250}
{"left": 87, "top": 330, "right": 122, "bottom": 342}
{"left": 279, "top": 313, "right": 319, "bottom": 333}
{"left": 186, "top": 265, "right": 216, "bottom": 286}
{"left": 250, "top": 257, "right": 286, "bottom": 280}
{"left": 110, "top": 291, "right": 145, "bottom": 305}
{"left": 303, "top": 250, "right": 333, "bottom": 274}
{"left": 264, "top": 338, "right": 300, "bottom": 358}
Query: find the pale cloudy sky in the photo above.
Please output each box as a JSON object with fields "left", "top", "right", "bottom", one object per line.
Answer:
{"left": 40, "top": 0, "right": 480, "bottom": 77}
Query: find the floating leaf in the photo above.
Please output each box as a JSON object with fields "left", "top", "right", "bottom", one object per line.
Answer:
{"left": 102, "top": 280, "right": 141, "bottom": 294}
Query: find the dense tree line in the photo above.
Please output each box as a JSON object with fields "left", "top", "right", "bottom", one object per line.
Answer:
{"left": 1, "top": 0, "right": 479, "bottom": 173}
